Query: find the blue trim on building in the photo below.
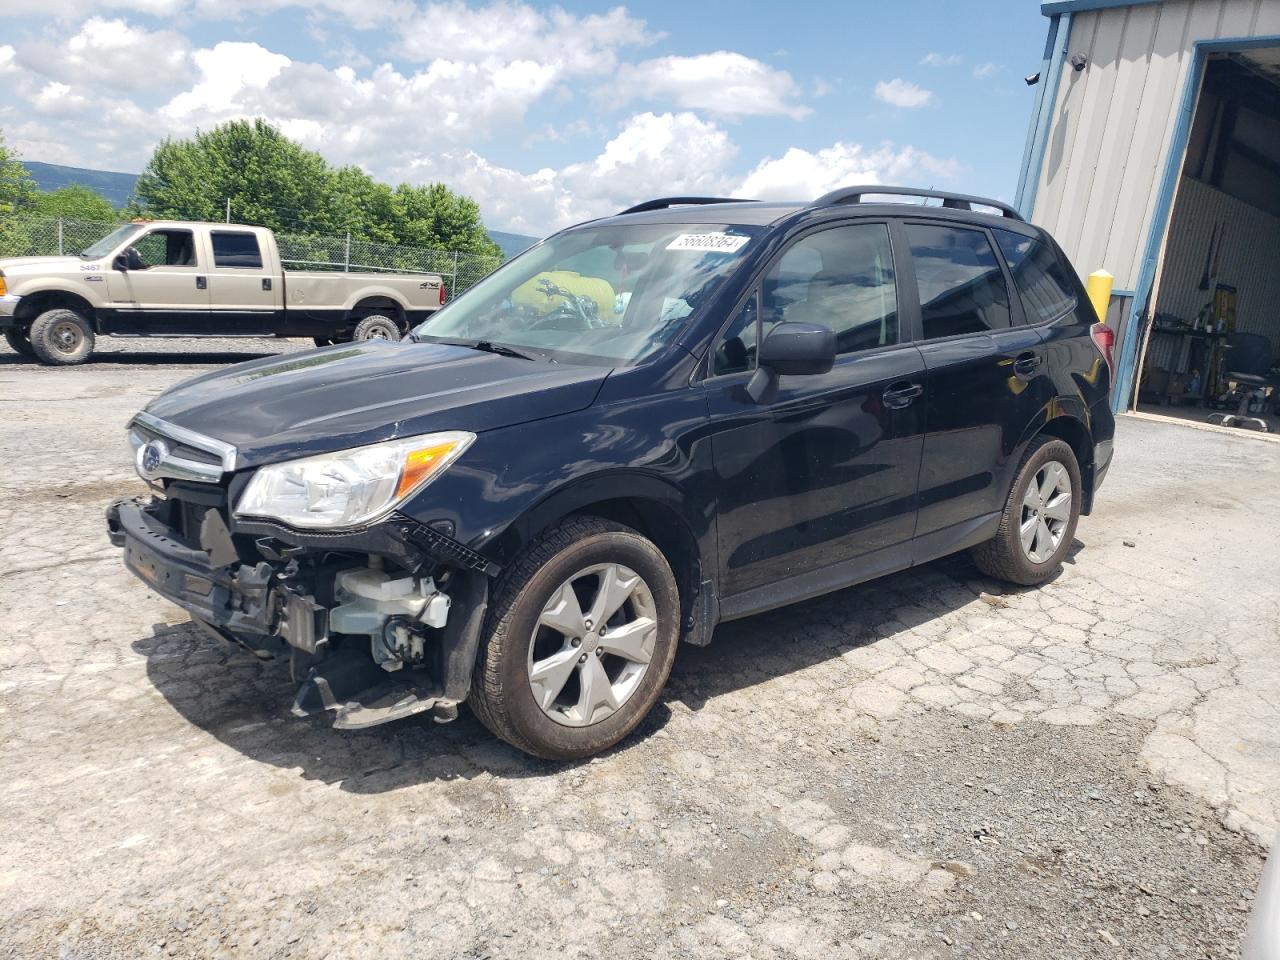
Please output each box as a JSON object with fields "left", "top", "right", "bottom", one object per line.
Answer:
{"left": 1112, "top": 34, "right": 1280, "bottom": 413}
{"left": 1041, "top": 0, "right": 1158, "bottom": 14}
{"left": 1016, "top": 13, "right": 1071, "bottom": 217}
{"left": 1015, "top": 14, "right": 1061, "bottom": 214}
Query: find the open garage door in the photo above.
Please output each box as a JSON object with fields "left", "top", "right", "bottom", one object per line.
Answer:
{"left": 1134, "top": 47, "right": 1280, "bottom": 432}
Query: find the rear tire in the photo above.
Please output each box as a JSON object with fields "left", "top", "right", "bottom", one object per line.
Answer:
{"left": 312, "top": 337, "right": 335, "bottom": 347}
{"left": 469, "top": 517, "right": 681, "bottom": 760}
{"left": 29, "top": 309, "right": 95, "bottom": 366}
{"left": 3, "top": 327, "right": 35, "bottom": 358}
{"left": 352, "top": 314, "right": 401, "bottom": 342}
{"left": 972, "top": 436, "right": 1081, "bottom": 586}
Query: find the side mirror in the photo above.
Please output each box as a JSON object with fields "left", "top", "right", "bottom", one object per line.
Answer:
{"left": 114, "top": 247, "right": 144, "bottom": 271}
{"left": 759, "top": 321, "right": 836, "bottom": 376}
{"left": 747, "top": 321, "right": 836, "bottom": 402}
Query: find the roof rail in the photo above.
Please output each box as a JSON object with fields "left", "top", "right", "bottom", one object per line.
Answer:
{"left": 617, "top": 196, "right": 757, "bottom": 216}
{"left": 812, "top": 185, "right": 1024, "bottom": 221}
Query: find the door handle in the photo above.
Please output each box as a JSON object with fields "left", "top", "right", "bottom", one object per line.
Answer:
{"left": 195, "top": 276, "right": 207, "bottom": 290}
{"left": 1012, "top": 352, "right": 1043, "bottom": 379}
{"left": 262, "top": 278, "right": 272, "bottom": 291}
{"left": 882, "top": 382, "right": 924, "bottom": 410}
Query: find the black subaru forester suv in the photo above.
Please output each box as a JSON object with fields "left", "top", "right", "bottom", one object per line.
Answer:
{"left": 107, "top": 186, "right": 1116, "bottom": 760}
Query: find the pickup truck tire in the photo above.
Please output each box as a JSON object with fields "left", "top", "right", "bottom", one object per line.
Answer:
{"left": 470, "top": 516, "right": 680, "bottom": 760}
{"left": 972, "top": 436, "right": 1081, "bottom": 586}
{"left": 352, "top": 315, "right": 401, "bottom": 342}
{"left": 29, "top": 309, "right": 95, "bottom": 366}
{"left": 3, "top": 327, "right": 36, "bottom": 358}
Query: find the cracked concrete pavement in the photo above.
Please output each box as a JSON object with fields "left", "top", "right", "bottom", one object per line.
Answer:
{"left": 0, "top": 339, "right": 1277, "bottom": 959}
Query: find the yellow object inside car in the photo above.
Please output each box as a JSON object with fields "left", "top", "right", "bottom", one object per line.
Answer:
{"left": 512, "top": 271, "right": 615, "bottom": 318}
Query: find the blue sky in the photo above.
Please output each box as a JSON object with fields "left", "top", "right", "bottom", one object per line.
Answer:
{"left": 0, "top": 1, "right": 1050, "bottom": 234}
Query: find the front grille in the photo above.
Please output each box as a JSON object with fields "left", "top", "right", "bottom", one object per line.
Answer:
{"left": 128, "top": 412, "right": 238, "bottom": 485}
{"left": 133, "top": 424, "right": 223, "bottom": 469}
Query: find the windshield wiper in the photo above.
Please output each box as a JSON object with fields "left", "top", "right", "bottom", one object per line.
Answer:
{"left": 414, "top": 335, "right": 552, "bottom": 362}
{"left": 471, "top": 340, "right": 541, "bottom": 361}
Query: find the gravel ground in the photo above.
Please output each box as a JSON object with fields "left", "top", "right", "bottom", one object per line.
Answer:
{"left": 0, "top": 338, "right": 1277, "bottom": 959}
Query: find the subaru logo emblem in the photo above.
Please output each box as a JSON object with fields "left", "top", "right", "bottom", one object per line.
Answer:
{"left": 137, "top": 439, "right": 168, "bottom": 480}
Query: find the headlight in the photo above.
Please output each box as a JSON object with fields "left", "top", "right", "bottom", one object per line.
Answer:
{"left": 235, "top": 431, "right": 474, "bottom": 530}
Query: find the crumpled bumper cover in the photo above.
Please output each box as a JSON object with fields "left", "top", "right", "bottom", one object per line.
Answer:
{"left": 107, "top": 497, "right": 278, "bottom": 638}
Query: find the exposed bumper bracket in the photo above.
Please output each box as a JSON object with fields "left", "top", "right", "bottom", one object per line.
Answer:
{"left": 290, "top": 649, "right": 452, "bottom": 730}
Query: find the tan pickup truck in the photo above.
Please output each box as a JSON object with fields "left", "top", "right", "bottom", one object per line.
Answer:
{"left": 0, "top": 221, "right": 447, "bottom": 365}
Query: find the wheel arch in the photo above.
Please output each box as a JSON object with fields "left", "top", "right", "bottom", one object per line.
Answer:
{"left": 1022, "top": 410, "right": 1096, "bottom": 514}
{"left": 346, "top": 294, "right": 408, "bottom": 330}
{"left": 14, "top": 289, "right": 97, "bottom": 329}
{"left": 488, "top": 473, "right": 706, "bottom": 641}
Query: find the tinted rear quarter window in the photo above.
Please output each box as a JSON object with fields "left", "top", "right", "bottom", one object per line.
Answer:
{"left": 993, "top": 228, "right": 1078, "bottom": 324}
{"left": 906, "top": 223, "right": 1010, "bottom": 339}
{"left": 211, "top": 231, "right": 264, "bottom": 269}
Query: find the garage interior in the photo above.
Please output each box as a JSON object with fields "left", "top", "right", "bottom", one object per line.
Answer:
{"left": 1136, "top": 46, "right": 1280, "bottom": 432}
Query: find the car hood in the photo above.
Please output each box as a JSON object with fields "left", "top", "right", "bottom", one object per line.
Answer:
{"left": 144, "top": 340, "right": 611, "bottom": 468}
{"left": 0, "top": 256, "right": 87, "bottom": 275}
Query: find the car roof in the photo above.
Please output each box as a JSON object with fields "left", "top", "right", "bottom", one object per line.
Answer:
{"left": 591, "top": 201, "right": 805, "bottom": 228}
{"left": 586, "top": 189, "right": 1036, "bottom": 235}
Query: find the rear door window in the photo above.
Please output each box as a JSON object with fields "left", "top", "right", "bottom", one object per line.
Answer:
{"left": 993, "top": 229, "right": 1078, "bottom": 324}
{"left": 211, "top": 231, "right": 264, "bottom": 269}
{"left": 905, "top": 223, "right": 1011, "bottom": 339}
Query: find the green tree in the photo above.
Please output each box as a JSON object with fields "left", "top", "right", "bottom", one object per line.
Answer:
{"left": 133, "top": 118, "right": 332, "bottom": 231}
{"left": 0, "top": 130, "right": 35, "bottom": 213}
{"left": 390, "top": 183, "right": 502, "bottom": 258}
{"left": 0, "top": 130, "right": 37, "bottom": 255}
{"left": 30, "top": 184, "right": 118, "bottom": 221}
{"left": 132, "top": 119, "right": 502, "bottom": 259}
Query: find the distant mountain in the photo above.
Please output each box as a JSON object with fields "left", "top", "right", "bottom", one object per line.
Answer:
{"left": 487, "top": 229, "right": 538, "bottom": 259}
{"left": 24, "top": 161, "right": 139, "bottom": 208}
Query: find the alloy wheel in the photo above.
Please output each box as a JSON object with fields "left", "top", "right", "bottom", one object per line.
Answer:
{"left": 1020, "top": 460, "right": 1072, "bottom": 563}
{"left": 526, "top": 562, "right": 657, "bottom": 727}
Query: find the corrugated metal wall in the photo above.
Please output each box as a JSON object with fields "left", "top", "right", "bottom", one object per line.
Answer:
{"left": 1031, "top": 0, "right": 1280, "bottom": 289}
{"left": 1154, "top": 174, "right": 1280, "bottom": 337}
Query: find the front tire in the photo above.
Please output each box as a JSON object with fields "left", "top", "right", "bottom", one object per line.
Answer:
{"left": 469, "top": 517, "right": 681, "bottom": 760}
{"left": 29, "top": 309, "right": 95, "bottom": 366}
{"left": 972, "top": 436, "right": 1081, "bottom": 586}
{"left": 3, "top": 327, "right": 36, "bottom": 358}
{"left": 352, "top": 314, "right": 401, "bottom": 342}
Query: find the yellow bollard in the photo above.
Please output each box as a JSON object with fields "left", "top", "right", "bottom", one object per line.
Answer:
{"left": 1086, "top": 269, "right": 1114, "bottom": 324}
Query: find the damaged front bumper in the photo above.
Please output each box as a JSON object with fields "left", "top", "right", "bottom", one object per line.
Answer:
{"left": 107, "top": 496, "right": 491, "bottom": 730}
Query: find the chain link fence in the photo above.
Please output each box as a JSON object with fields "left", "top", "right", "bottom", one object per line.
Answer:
{"left": 0, "top": 213, "right": 505, "bottom": 296}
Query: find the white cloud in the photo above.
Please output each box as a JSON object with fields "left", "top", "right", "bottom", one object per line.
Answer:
{"left": 973, "top": 62, "right": 1000, "bottom": 79}
{"left": 0, "top": 45, "right": 15, "bottom": 74}
{"left": 0, "top": 0, "right": 183, "bottom": 17}
{"left": 41, "top": 18, "right": 190, "bottom": 90}
{"left": 399, "top": 111, "right": 737, "bottom": 234}
{"left": 163, "top": 42, "right": 291, "bottom": 118}
{"left": 394, "top": 2, "right": 654, "bottom": 71}
{"left": 873, "top": 78, "right": 934, "bottom": 108}
{"left": 920, "top": 52, "right": 961, "bottom": 67}
{"left": 738, "top": 142, "right": 960, "bottom": 201}
{"left": 31, "top": 82, "right": 92, "bottom": 115}
{"left": 613, "top": 52, "right": 808, "bottom": 119}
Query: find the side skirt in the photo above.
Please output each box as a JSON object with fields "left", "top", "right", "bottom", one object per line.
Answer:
{"left": 711, "top": 510, "right": 1001, "bottom": 631}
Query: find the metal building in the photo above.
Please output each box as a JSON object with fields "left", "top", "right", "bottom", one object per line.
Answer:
{"left": 1018, "top": 0, "right": 1280, "bottom": 423}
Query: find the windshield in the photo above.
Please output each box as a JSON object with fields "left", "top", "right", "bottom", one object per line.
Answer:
{"left": 80, "top": 224, "right": 142, "bottom": 260}
{"left": 412, "top": 222, "right": 762, "bottom": 364}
